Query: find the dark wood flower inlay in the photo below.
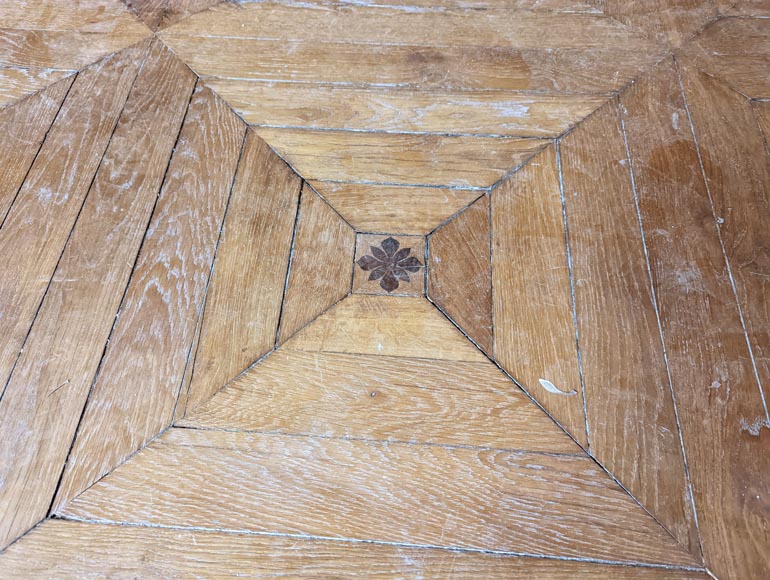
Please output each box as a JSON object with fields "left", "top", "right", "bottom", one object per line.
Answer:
{"left": 356, "top": 237, "right": 423, "bottom": 293}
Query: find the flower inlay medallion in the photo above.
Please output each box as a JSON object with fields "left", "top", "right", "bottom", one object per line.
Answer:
{"left": 356, "top": 236, "right": 423, "bottom": 293}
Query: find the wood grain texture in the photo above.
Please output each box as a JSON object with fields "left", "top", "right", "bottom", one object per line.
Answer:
{"left": 0, "top": 67, "right": 72, "bottom": 108}
{"left": 182, "top": 349, "right": 580, "bottom": 454}
{"left": 203, "top": 80, "right": 605, "bottom": 138}
{"left": 309, "top": 181, "right": 479, "bottom": 235}
{"left": 255, "top": 128, "right": 547, "bottom": 188}
{"left": 0, "top": 39, "right": 176, "bottom": 550}
{"left": 0, "top": 519, "right": 712, "bottom": 580}
{"left": 560, "top": 99, "right": 697, "bottom": 555}
{"left": 620, "top": 58, "right": 770, "bottom": 580}
{"left": 428, "top": 195, "right": 493, "bottom": 355}
{"left": 184, "top": 130, "right": 301, "bottom": 413}
{"left": 0, "top": 76, "right": 72, "bottom": 223}
{"left": 278, "top": 185, "right": 355, "bottom": 343}
{"left": 0, "top": 41, "right": 148, "bottom": 407}
{"left": 61, "top": 428, "right": 698, "bottom": 567}
{"left": 125, "top": 0, "right": 224, "bottom": 30}
{"left": 162, "top": 35, "right": 662, "bottom": 94}
{"left": 492, "top": 144, "right": 587, "bottom": 447}
{"left": 725, "top": 0, "right": 770, "bottom": 14}
{"left": 756, "top": 100, "right": 770, "bottom": 146}
{"left": 54, "top": 82, "right": 243, "bottom": 513}
{"left": 283, "top": 295, "right": 488, "bottom": 362}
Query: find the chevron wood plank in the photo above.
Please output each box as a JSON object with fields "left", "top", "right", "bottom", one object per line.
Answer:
{"left": 204, "top": 81, "right": 605, "bottom": 138}
{"left": 277, "top": 185, "right": 356, "bottom": 343}
{"left": 559, "top": 99, "right": 698, "bottom": 556}
{"left": 0, "top": 41, "right": 148, "bottom": 412}
{"left": 255, "top": 128, "right": 546, "bottom": 188}
{"left": 1, "top": 520, "right": 712, "bottom": 580}
{"left": 54, "top": 81, "right": 242, "bottom": 513}
{"left": 283, "top": 295, "right": 488, "bottom": 362}
{"left": 61, "top": 427, "right": 698, "bottom": 567}
{"left": 0, "top": 67, "right": 72, "bottom": 109}
{"left": 428, "top": 195, "right": 493, "bottom": 355}
{"left": 163, "top": 36, "right": 662, "bottom": 94}
{"left": 491, "top": 144, "right": 587, "bottom": 447}
{"left": 182, "top": 349, "right": 580, "bottom": 454}
{"left": 620, "top": 58, "right": 770, "bottom": 580}
{"left": 0, "top": 39, "right": 187, "bottom": 550}
{"left": 0, "top": 76, "right": 72, "bottom": 222}
{"left": 183, "top": 130, "right": 301, "bottom": 414}
{"left": 309, "top": 181, "right": 479, "bottom": 235}
{"left": 125, "top": 0, "right": 225, "bottom": 30}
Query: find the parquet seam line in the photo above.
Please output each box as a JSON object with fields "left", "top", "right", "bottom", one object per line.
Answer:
{"left": 53, "top": 513, "right": 709, "bottom": 573}
{"left": 273, "top": 180, "right": 305, "bottom": 346}
{"left": 0, "top": 74, "right": 76, "bottom": 227}
{"left": 50, "top": 63, "right": 198, "bottom": 516}
{"left": 617, "top": 93, "right": 706, "bottom": 563}
{"left": 303, "top": 181, "right": 357, "bottom": 231}
{"left": 674, "top": 55, "right": 770, "bottom": 423}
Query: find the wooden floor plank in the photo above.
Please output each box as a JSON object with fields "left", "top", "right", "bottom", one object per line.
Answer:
{"left": 204, "top": 81, "right": 605, "bottom": 138}
{"left": 278, "top": 184, "right": 355, "bottom": 343}
{"left": 0, "top": 76, "right": 72, "bottom": 223}
{"left": 620, "top": 58, "right": 770, "bottom": 580}
{"left": 560, "top": 99, "right": 698, "bottom": 556}
{"left": 0, "top": 39, "right": 182, "bottom": 550}
{"left": 491, "top": 144, "right": 587, "bottom": 447}
{"left": 0, "top": 519, "right": 711, "bottom": 580}
{"left": 162, "top": 35, "right": 662, "bottom": 94}
{"left": 283, "top": 295, "right": 488, "bottom": 362}
{"left": 183, "top": 130, "right": 301, "bottom": 414}
{"left": 54, "top": 82, "right": 242, "bottom": 513}
{"left": 60, "top": 428, "right": 698, "bottom": 567}
{"left": 125, "top": 0, "right": 224, "bottom": 31}
{"left": 428, "top": 195, "right": 493, "bottom": 355}
{"left": 756, "top": 100, "right": 770, "bottom": 146}
{"left": 310, "top": 181, "right": 479, "bottom": 235}
{"left": 0, "top": 67, "right": 72, "bottom": 109}
{"left": 1, "top": 0, "right": 151, "bottom": 30}
{"left": 181, "top": 349, "right": 580, "bottom": 454}
{"left": 0, "top": 41, "right": 148, "bottom": 409}
{"left": 255, "top": 128, "right": 547, "bottom": 188}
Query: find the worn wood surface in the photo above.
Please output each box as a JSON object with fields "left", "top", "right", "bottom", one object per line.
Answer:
{"left": 278, "top": 185, "right": 355, "bottom": 343}
{"left": 1, "top": 519, "right": 712, "bottom": 580}
{"left": 182, "top": 349, "right": 580, "bottom": 454}
{"left": 492, "top": 144, "right": 587, "bottom": 447}
{"left": 756, "top": 100, "right": 770, "bottom": 146}
{"left": 428, "top": 195, "right": 493, "bottom": 355}
{"left": 0, "top": 67, "right": 72, "bottom": 109}
{"left": 283, "top": 295, "right": 488, "bottom": 362}
{"left": 53, "top": 81, "right": 242, "bottom": 513}
{"left": 62, "top": 428, "right": 697, "bottom": 567}
{"left": 183, "top": 130, "right": 301, "bottom": 414}
{"left": 125, "top": 0, "right": 224, "bottom": 30}
{"left": 620, "top": 58, "right": 770, "bottom": 580}
{"left": 0, "top": 77, "right": 72, "bottom": 222}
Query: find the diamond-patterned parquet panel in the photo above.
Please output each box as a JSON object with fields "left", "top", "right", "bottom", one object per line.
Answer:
{"left": 0, "top": 0, "right": 769, "bottom": 578}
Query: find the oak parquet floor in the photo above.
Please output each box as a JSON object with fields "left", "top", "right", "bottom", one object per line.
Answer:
{"left": 0, "top": 1, "right": 768, "bottom": 578}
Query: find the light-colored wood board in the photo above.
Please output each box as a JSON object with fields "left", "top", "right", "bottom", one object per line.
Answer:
{"left": 0, "top": 76, "right": 72, "bottom": 223}
{"left": 125, "top": 0, "right": 224, "bottom": 30}
{"left": 0, "top": 0, "right": 151, "bottom": 31}
{"left": 283, "top": 295, "right": 488, "bottom": 362}
{"left": 725, "top": 0, "right": 770, "bottom": 14}
{"left": 353, "top": 234, "right": 425, "bottom": 296}
{"left": 428, "top": 195, "right": 493, "bottom": 354}
{"left": 1, "top": 519, "right": 712, "bottom": 580}
{"left": 255, "top": 128, "right": 547, "bottom": 188}
{"left": 204, "top": 81, "right": 605, "bottom": 138}
{"left": 560, "top": 99, "right": 698, "bottom": 556}
{"left": 278, "top": 184, "right": 355, "bottom": 343}
{"left": 0, "top": 67, "right": 72, "bottom": 108}
{"left": 309, "top": 181, "right": 479, "bottom": 235}
{"left": 680, "top": 62, "right": 770, "bottom": 456}
{"left": 162, "top": 35, "right": 663, "bottom": 94}
{"left": 181, "top": 349, "right": 580, "bottom": 454}
{"left": 240, "top": 0, "right": 604, "bottom": 12}
{"left": 54, "top": 82, "right": 242, "bottom": 513}
{"left": 62, "top": 428, "right": 698, "bottom": 566}
{"left": 161, "top": 3, "right": 659, "bottom": 50}
{"left": 0, "top": 39, "right": 181, "bottom": 551}
{"left": 0, "top": 29, "right": 151, "bottom": 71}
{"left": 491, "top": 144, "right": 587, "bottom": 447}
{"left": 620, "top": 58, "right": 770, "bottom": 580}
{"left": 184, "top": 130, "right": 301, "bottom": 413}
{"left": 0, "top": 41, "right": 148, "bottom": 408}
